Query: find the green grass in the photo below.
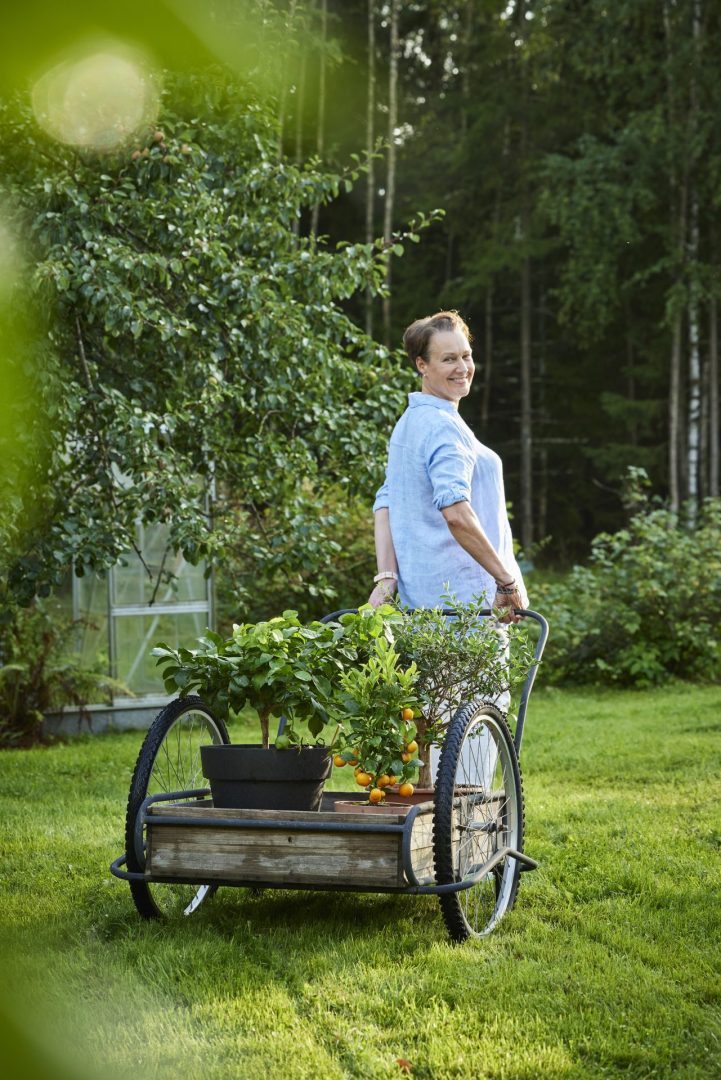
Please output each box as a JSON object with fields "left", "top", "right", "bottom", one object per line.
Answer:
{"left": 1, "top": 685, "right": 720, "bottom": 1079}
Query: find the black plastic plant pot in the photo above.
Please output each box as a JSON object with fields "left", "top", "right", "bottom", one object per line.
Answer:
{"left": 199, "top": 744, "right": 332, "bottom": 811}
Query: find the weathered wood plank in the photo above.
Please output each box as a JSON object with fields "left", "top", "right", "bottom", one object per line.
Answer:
{"left": 148, "top": 826, "right": 404, "bottom": 887}
{"left": 150, "top": 828, "right": 385, "bottom": 853}
{"left": 148, "top": 804, "right": 409, "bottom": 826}
{"left": 146, "top": 798, "right": 438, "bottom": 890}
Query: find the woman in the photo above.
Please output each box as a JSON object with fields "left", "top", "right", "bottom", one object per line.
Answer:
{"left": 368, "top": 310, "right": 527, "bottom": 618}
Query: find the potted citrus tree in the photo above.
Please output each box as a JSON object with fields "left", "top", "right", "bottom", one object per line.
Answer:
{"left": 329, "top": 632, "right": 424, "bottom": 808}
{"left": 331, "top": 599, "right": 535, "bottom": 797}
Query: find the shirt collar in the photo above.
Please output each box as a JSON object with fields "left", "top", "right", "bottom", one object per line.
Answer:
{"left": 408, "top": 391, "right": 458, "bottom": 412}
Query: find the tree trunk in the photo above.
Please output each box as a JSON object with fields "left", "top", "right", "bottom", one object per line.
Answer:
{"left": 382, "top": 0, "right": 399, "bottom": 346}
{"left": 418, "top": 725, "right": 432, "bottom": 789}
{"left": 520, "top": 235, "right": 533, "bottom": 551}
{"left": 686, "top": 0, "right": 702, "bottom": 523}
{"left": 310, "top": 0, "right": 327, "bottom": 237}
{"left": 365, "top": 0, "right": 376, "bottom": 336}
{"left": 292, "top": 1, "right": 314, "bottom": 236}
{"left": 669, "top": 312, "right": 683, "bottom": 514}
{"left": 276, "top": 0, "right": 298, "bottom": 159}
{"left": 260, "top": 707, "right": 270, "bottom": 750}
{"left": 538, "top": 282, "right": 548, "bottom": 540}
{"left": 482, "top": 122, "right": 507, "bottom": 432}
{"left": 663, "top": 0, "right": 685, "bottom": 514}
{"left": 700, "top": 348, "right": 709, "bottom": 498}
{"left": 481, "top": 286, "right": 493, "bottom": 429}
{"left": 624, "top": 297, "right": 637, "bottom": 446}
{"left": 444, "top": 230, "right": 454, "bottom": 289}
{"left": 518, "top": 0, "right": 533, "bottom": 552}
{"left": 460, "top": 0, "right": 474, "bottom": 136}
{"left": 710, "top": 295, "right": 719, "bottom": 496}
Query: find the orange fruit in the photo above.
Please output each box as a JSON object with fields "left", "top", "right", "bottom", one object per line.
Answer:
{"left": 399, "top": 782, "right": 414, "bottom": 797}
{"left": 402, "top": 707, "right": 414, "bottom": 721}
{"left": 355, "top": 771, "right": 372, "bottom": 787}
{"left": 387, "top": 774, "right": 398, "bottom": 786}
{"left": 405, "top": 740, "right": 419, "bottom": 755}
{"left": 376, "top": 774, "right": 391, "bottom": 788}
{"left": 333, "top": 755, "right": 346, "bottom": 768}
{"left": 401, "top": 751, "right": 412, "bottom": 764}
{"left": 368, "top": 787, "right": 384, "bottom": 804}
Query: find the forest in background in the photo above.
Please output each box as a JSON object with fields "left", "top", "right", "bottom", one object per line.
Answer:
{"left": 3, "top": 0, "right": 721, "bottom": 741}
{"left": 279, "top": 0, "right": 721, "bottom": 561}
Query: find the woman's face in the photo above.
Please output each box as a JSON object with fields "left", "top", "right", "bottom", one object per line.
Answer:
{"left": 416, "top": 329, "right": 474, "bottom": 404}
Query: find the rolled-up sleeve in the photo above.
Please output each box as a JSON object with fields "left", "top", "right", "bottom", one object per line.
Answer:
{"left": 425, "top": 424, "right": 474, "bottom": 511}
{"left": 373, "top": 477, "right": 390, "bottom": 512}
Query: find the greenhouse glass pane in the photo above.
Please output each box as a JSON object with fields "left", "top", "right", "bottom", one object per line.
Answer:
{"left": 77, "top": 572, "right": 108, "bottom": 619}
{"left": 111, "top": 523, "right": 207, "bottom": 607}
{"left": 73, "top": 572, "right": 111, "bottom": 703}
{"left": 113, "top": 611, "right": 207, "bottom": 697}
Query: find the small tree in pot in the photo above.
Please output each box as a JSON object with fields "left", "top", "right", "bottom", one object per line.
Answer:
{"left": 391, "top": 598, "right": 536, "bottom": 786}
{"left": 152, "top": 611, "right": 356, "bottom": 810}
{"left": 330, "top": 632, "right": 423, "bottom": 804}
{"left": 153, "top": 611, "right": 352, "bottom": 747}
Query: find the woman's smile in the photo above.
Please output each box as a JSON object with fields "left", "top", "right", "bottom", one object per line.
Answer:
{"left": 417, "top": 329, "right": 475, "bottom": 405}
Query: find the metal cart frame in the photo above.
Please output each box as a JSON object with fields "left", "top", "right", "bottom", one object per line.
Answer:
{"left": 111, "top": 608, "right": 548, "bottom": 941}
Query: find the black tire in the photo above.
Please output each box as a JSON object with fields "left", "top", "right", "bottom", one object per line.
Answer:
{"left": 125, "top": 695, "right": 229, "bottom": 920}
{"left": 433, "top": 701, "right": 524, "bottom": 943}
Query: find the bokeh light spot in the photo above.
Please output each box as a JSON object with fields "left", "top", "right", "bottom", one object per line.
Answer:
{"left": 31, "top": 42, "right": 160, "bottom": 152}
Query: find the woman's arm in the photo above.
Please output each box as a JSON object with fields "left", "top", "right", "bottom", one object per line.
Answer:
{"left": 367, "top": 508, "right": 399, "bottom": 607}
{"left": 441, "top": 500, "right": 524, "bottom": 622}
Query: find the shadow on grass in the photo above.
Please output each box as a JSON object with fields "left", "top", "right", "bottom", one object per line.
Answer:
{"left": 95, "top": 884, "right": 444, "bottom": 944}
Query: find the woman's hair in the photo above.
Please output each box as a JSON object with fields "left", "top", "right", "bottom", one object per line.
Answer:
{"left": 402, "top": 310, "right": 472, "bottom": 369}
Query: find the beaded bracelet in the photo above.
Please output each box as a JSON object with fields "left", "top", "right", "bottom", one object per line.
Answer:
{"left": 373, "top": 571, "right": 398, "bottom": 583}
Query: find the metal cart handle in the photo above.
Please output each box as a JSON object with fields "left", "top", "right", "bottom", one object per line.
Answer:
{"left": 319, "top": 606, "right": 549, "bottom": 757}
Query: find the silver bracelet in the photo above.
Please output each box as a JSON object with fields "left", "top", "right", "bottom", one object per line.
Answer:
{"left": 373, "top": 571, "right": 398, "bottom": 583}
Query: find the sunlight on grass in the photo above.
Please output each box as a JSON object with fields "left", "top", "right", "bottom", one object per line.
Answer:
{"left": 1, "top": 685, "right": 720, "bottom": 1078}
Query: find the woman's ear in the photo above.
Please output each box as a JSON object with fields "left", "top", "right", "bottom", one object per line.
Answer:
{"left": 415, "top": 356, "right": 425, "bottom": 377}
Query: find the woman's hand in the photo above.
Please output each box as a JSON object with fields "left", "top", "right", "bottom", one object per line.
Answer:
{"left": 368, "top": 579, "right": 397, "bottom": 608}
{"left": 494, "top": 585, "right": 524, "bottom": 624}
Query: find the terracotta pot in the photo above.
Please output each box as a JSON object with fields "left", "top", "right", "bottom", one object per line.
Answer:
{"left": 333, "top": 799, "right": 414, "bottom": 816}
{"left": 385, "top": 786, "right": 436, "bottom": 806}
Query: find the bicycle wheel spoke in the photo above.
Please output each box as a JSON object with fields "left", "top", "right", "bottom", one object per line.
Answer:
{"left": 434, "top": 702, "right": 524, "bottom": 942}
{"left": 125, "top": 698, "right": 228, "bottom": 920}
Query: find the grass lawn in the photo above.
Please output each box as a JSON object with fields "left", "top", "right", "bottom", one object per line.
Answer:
{"left": 1, "top": 684, "right": 720, "bottom": 1079}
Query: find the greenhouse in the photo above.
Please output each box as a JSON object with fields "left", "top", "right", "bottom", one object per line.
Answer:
{"left": 49, "top": 522, "right": 212, "bottom": 733}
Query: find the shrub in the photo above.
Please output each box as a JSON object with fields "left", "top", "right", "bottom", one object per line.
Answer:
{"left": 532, "top": 497, "right": 721, "bottom": 686}
{"left": 0, "top": 602, "right": 126, "bottom": 745}
{"left": 0, "top": 71, "right": 420, "bottom": 611}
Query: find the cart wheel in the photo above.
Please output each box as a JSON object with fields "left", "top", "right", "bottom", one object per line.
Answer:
{"left": 125, "top": 695, "right": 229, "bottom": 920}
{"left": 433, "top": 700, "right": 524, "bottom": 943}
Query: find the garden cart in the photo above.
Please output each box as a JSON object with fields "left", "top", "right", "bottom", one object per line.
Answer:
{"left": 110, "top": 608, "right": 548, "bottom": 942}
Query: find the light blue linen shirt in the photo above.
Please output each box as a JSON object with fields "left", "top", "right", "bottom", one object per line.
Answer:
{"left": 373, "top": 392, "right": 526, "bottom": 610}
